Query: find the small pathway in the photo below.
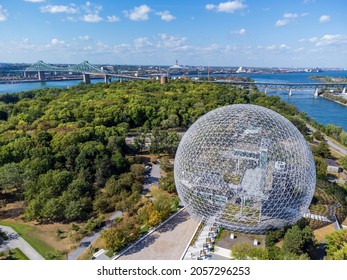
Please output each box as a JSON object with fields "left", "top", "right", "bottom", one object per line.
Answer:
{"left": 0, "top": 225, "right": 44, "bottom": 260}
{"left": 68, "top": 211, "right": 122, "bottom": 260}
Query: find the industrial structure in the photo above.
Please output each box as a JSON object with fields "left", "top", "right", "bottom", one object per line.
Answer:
{"left": 174, "top": 104, "right": 316, "bottom": 233}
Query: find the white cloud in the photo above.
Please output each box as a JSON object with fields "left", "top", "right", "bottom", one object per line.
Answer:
{"left": 300, "top": 34, "right": 347, "bottom": 48}
{"left": 319, "top": 15, "right": 330, "bottom": 23}
{"left": 315, "top": 34, "right": 346, "bottom": 47}
{"left": 51, "top": 38, "right": 65, "bottom": 45}
{"left": 107, "top": 15, "right": 120, "bottom": 22}
{"left": 283, "top": 13, "right": 298, "bottom": 19}
{"left": 124, "top": 5, "right": 152, "bottom": 21}
{"left": 265, "top": 44, "right": 291, "bottom": 52}
{"left": 40, "top": 5, "right": 78, "bottom": 14}
{"left": 275, "top": 19, "right": 290, "bottom": 26}
{"left": 79, "top": 35, "right": 90, "bottom": 41}
{"left": 206, "top": 1, "right": 246, "bottom": 13}
{"left": 83, "top": 14, "right": 103, "bottom": 23}
{"left": 157, "top": 33, "right": 187, "bottom": 48}
{"left": 0, "top": 5, "right": 9, "bottom": 21}
{"left": 233, "top": 28, "right": 246, "bottom": 35}
{"left": 275, "top": 12, "right": 307, "bottom": 27}
{"left": 156, "top": 11, "right": 175, "bottom": 22}
{"left": 24, "top": 0, "right": 46, "bottom": 2}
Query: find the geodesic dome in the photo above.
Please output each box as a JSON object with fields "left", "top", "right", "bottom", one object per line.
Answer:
{"left": 174, "top": 104, "right": 316, "bottom": 234}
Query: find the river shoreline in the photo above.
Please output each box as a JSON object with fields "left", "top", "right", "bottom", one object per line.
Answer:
{"left": 320, "top": 93, "right": 347, "bottom": 107}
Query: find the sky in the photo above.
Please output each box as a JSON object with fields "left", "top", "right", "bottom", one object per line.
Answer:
{"left": 0, "top": 0, "right": 346, "bottom": 67}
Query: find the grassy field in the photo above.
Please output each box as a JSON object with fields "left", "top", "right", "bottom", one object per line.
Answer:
{"left": 0, "top": 221, "right": 64, "bottom": 260}
{"left": 0, "top": 248, "right": 29, "bottom": 260}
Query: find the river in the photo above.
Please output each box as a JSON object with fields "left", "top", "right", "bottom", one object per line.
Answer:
{"left": 1, "top": 71, "right": 347, "bottom": 130}
{"left": 242, "top": 71, "right": 347, "bottom": 131}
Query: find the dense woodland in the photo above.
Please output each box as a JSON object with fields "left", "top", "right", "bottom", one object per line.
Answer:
{"left": 0, "top": 80, "right": 303, "bottom": 222}
{"left": 0, "top": 80, "right": 347, "bottom": 258}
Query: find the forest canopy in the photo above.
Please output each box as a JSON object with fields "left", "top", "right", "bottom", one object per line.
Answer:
{"left": 0, "top": 80, "right": 302, "bottom": 222}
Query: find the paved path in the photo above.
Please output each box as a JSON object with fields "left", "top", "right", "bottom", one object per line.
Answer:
{"left": 0, "top": 225, "right": 44, "bottom": 260}
{"left": 307, "top": 123, "right": 347, "bottom": 156}
{"left": 117, "top": 210, "right": 199, "bottom": 260}
{"left": 68, "top": 211, "right": 122, "bottom": 260}
{"left": 144, "top": 163, "right": 161, "bottom": 190}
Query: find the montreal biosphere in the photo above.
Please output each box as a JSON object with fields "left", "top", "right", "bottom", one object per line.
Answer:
{"left": 174, "top": 104, "right": 316, "bottom": 233}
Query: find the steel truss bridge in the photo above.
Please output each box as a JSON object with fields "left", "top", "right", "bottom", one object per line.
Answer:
{"left": 25, "top": 60, "right": 148, "bottom": 84}
{"left": 214, "top": 80, "right": 347, "bottom": 96}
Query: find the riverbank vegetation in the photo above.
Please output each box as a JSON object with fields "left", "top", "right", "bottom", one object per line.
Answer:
{"left": 321, "top": 93, "right": 347, "bottom": 106}
{"left": 310, "top": 76, "right": 347, "bottom": 83}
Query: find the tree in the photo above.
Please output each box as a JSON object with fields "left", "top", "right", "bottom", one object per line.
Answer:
{"left": 325, "top": 124, "right": 343, "bottom": 140}
{"left": 231, "top": 243, "right": 269, "bottom": 260}
{"left": 314, "top": 156, "right": 328, "bottom": 179}
{"left": 312, "top": 130, "right": 324, "bottom": 141}
{"left": 312, "top": 141, "right": 331, "bottom": 158}
{"left": 339, "top": 155, "right": 347, "bottom": 170}
{"left": 288, "top": 116, "right": 307, "bottom": 135}
{"left": 159, "top": 172, "right": 176, "bottom": 194}
{"left": 0, "top": 163, "right": 23, "bottom": 193}
{"left": 102, "top": 227, "right": 126, "bottom": 252}
{"left": 282, "top": 225, "right": 315, "bottom": 257}
{"left": 325, "top": 229, "right": 347, "bottom": 260}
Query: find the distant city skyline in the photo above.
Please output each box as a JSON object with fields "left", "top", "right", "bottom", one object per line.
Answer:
{"left": 0, "top": 0, "right": 346, "bottom": 67}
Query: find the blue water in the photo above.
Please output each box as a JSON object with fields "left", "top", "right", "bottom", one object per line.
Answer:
{"left": 1, "top": 71, "right": 347, "bottom": 130}
{"left": 242, "top": 71, "right": 347, "bottom": 130}
{"left": 0, "top": 78, "right": 104, "bottom": 94}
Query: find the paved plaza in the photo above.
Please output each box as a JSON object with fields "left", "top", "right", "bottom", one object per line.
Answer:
{"left": 118, "top": 210, "right": 199, "bottom": 260}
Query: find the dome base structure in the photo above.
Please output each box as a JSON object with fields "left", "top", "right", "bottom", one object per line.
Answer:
{"left": 174, "top": 104, "right": 316, "bottom": 234}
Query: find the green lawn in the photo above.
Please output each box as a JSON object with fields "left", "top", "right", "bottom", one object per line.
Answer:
{"left": 0, "top": 221, "right": 64, "bottom": 260}
{"left": 0, "top": 248, "right": 29, "bottom": 260}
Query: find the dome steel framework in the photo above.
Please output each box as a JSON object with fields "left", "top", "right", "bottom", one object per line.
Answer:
{"left": 174, "top": 104, "right": 316, "bottom": 233}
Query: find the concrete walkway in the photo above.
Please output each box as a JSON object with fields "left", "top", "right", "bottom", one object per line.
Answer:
{"left": 115, "top": 209, "right": 198, "bottom": 260}
{"left": 0, "top": 225, "right": 44, "bottom": 260}
{"left": 68, "top": 211, "right": 122, "bottom": 260}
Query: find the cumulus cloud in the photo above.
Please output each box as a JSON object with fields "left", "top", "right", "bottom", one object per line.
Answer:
{"left": 124, "top": 5, "right": 152, "bottom": 21}
{"left": 157, "top": 33, "right": 187, "bottom": 48}
{"left": 300, "top": 34, "right": 347, "bottom": 47}
{"left": 315, "top": 34, "right": 346, "bottom": 46}
{"left": 107, "top": 15, "right": 120, "bottom": 22}
{"left": 275, "top": 12, "right": 308, "bottom": 27}
{"left": 83, "top": 14, "right": 102, "bottom": 22}
{"left": 319, "top": 15, "right": 330, "bottom": 23}
{"left": 206, "top": 1, "right": 246, "bottom": 13}
{"left": 275, "top": 19, "right": 290, "bottom": 27}
{"left": 156, "top": 10, "right": 175, "bottom": 22}
{"left": 0, "top": 5, "right": 9, "bottom": 21}
{"left": 51, "top": 38, "right": 65, "bottom": 45}
{"left": 40, "top": 5, "right": 78, "bottom": 14}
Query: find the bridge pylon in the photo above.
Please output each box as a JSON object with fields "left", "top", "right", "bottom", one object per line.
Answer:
{"left": 314, "top": 87, "right": 319, "bottom": 97}
{"left": 288, "top": 87, "right": 292, "bottom": 96}
{"left": 83, "top": 73, "right": 91, "bottom": 84}
{"left": 38, "top": 71, "right": 46, "bottom": 81}
{"left": 104, "top": 74, "right": 111, "bottom": 84}
{"left": 342, "top": 87, "right": 346, "bottom": 95}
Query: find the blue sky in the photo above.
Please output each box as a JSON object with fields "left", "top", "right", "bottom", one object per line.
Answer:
{"left": 0, "top": 0, "right": 346, "bottom": 67}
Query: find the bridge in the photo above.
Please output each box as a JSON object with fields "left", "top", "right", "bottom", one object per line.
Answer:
{"left": 214, "top": 80, "right": 347, "bottom": 96}
{"left": 25, "top": 60, "right": 149, "bottom": 84}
